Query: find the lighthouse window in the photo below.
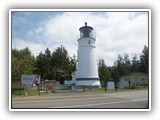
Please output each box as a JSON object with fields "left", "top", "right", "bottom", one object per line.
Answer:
{"left": 88, "top": 40, "right": 91, "bottom": 44}
{"left": 84, "top": 30, "right": 90, "bottom": 37}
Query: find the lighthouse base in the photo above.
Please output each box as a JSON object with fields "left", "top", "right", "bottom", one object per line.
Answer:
{"left": 76, "top": 78, "right": 101, "bottom": 88}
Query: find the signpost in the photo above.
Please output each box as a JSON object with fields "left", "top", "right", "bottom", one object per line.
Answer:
{"left": 21, "top": 75, "right": 40, "bottom": 96}
{"left": 107, "top": 81, "right": 115, "bottom": 89}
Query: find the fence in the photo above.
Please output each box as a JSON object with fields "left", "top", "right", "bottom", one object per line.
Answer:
{"left": 12, "top": 80, "right": 149, "bottom": 96}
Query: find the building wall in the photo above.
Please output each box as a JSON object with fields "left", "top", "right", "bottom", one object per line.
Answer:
{"left": 119, "top": 72, "right": 149, "bottom": 88}
{"left": 76, "top": 80, "right": 101, "bottom": 86}
{"left": 75, "top": 36, "right": 100, "bottom": 87}
{"left": 76, "top": 37, "right": 99, "bottom": 78}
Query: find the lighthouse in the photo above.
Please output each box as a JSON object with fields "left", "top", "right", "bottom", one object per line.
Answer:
{"left": 75, "top": 22, "right": 101, "bottom": 88}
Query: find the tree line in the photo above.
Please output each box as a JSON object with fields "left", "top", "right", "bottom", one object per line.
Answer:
{"left": 11, "top": 45, "right": 148, "bottom": 84}
{"left": 98, "top": 45, "right": 149, "bottom": 83}
{"left": 12, "top": 45, "right": 76, "bottom": 84}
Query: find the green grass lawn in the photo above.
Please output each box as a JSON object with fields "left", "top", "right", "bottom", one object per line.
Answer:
{"left": 12, "top": 88, "right": 47, "bottom": 97}
{"left": 12, "top": 85, "right": 148, "bottom": 97}
{"left": 89, "top": 85, "right": 148, "bottom": 93}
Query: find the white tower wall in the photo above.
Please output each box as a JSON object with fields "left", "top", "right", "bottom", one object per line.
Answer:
{"left": 75, "top": 23, "right": 101, "bottom": 87}
{"left": 77, "top": 37, "right": 99, "bottom": 78}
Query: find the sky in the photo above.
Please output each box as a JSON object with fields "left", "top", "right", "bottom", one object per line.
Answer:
{"left": 11, "top": 10, "right": 148, "bottom": 66}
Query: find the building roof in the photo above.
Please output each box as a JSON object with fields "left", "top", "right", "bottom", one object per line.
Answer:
{"left": 79, "top": 22, "right": 93, "bottom": 31}
{"left": 120, "top": 72, "right": 148, "bottom": 79}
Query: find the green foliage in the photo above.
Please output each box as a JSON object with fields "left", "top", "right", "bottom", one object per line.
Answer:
{"left": 113, "top": 53, "right": 131, "bottom": 77}
{"left": 98, "top": 59, "right": 111, "bottom": 81}
{"left": 131, "top": 54, "right": 140, "bottom": 72}
{"left": 34, "top": 48, "right": 53, "bottom": 79}
{"left": 111, "top": 45, "right": 149, "bottom": 81}
{"left": 12, "top": 46, "right": 76, "bottom": 84}
{"left": 34, "top": 46, "right": 76, "bottom": 84}
{"left": 11, "top": 47, "right": 36, "bottom": 81}
{"left": 140, "top": 45, "right": 149, "bottom": 73}
{"left": 11, "top": 45, "right": 148, "bottom": 85}
{"left": 111, "top": 66, "right": 120, "bottom": 81}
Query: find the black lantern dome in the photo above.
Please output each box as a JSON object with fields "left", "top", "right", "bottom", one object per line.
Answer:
{"left": 79, "top": 22, "right": 93, "bottom": 38}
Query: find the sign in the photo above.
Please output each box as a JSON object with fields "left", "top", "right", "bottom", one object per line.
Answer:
{"left": 119, "top": 81, "right": 124, "bottom": 89}
{"left": 107, "top": 81, "right": 115, "bottom": 89}
{"left": 21, "top": 75, "right": 40, "bottom": 84}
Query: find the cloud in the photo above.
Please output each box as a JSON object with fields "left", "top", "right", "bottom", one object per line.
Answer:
{"left": 27, "top": 30, "right": 34, "bottom": 36}
{"left": 35, "top": 26, "right": 43, "bottom": 34}
{"left": 38, "top": 12, "right": 110, "bottom": 56}
{"left": 12, "top": 16, "right": 27, "bottom": 26}
{"left": 95, "top": 12, "right": 148, "bottom": 66}
{"left": 12, "top": 11, "right": 148, "bottom": 66}
{"left": 12, "top": 12, "right": 31, "bottom": 26}
{"left": 12, "top": 38, "right": 45, "bottom": 56}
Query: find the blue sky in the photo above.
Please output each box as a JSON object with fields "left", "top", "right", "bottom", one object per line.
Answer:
{"left": 11, "top": 10, "right": 148, "bottom": 66}
{"left": 12, "top": 12, "right": 62, "bottom": 42}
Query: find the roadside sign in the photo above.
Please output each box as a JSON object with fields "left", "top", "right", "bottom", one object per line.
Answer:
{"left": 21, "top": 75, "right": 40, "bottom": 84}
{"left": 107, "top": 81, "right": 115, "bottom": 89}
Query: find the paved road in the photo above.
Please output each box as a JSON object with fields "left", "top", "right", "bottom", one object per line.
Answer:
{"left": 12, "top": 90, "right": 148, "bottom": 109}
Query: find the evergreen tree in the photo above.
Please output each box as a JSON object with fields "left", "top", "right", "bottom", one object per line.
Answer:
{"left": 123, "top": 53, "right": 131, "bottom": 75}
{"left": 140, "top": 45, "right": 149, "bottom": 73}
{"left": 115, "top": 54, "right": 124, "bottom": 76}
{"left": 35, "top": 48, "right": 53, "bottom": 79}
{"left": 52, "top": 45, "right": 70, "bottom": 83}
{"left": 98, "top": 59, "right": 111, "bottom": 82}
{"left": 34, "top": 46, "right": 76, "bottom": 84}
{"left": 131, "top": 54, "right": 140, "bottom": 72}
{"left": 11, "top": 47, "right": 35, "bottom": 81}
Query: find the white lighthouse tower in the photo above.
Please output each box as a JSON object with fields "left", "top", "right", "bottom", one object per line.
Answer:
{"left": 75, "top": 22, "right": 101, "bottom": 88}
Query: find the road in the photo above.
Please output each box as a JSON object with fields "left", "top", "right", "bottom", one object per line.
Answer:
{"left": 12, "top": 90, "right": 148, "bottom": 109}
